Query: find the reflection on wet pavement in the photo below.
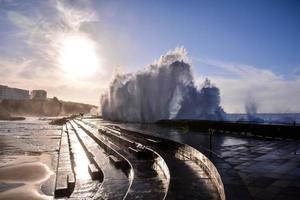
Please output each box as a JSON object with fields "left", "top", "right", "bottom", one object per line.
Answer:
{"left": 68, "top": 121, "right": 130, "bottom": 199}
{"left": 110, "top": 121, "right": 300, "bottom": 200}
{"left": 68, "top": 121, "right": 128, "bottom": 199}
{"left": 3, "top": 117, "right": 298, "bottom": 200}
{"left": 73, "top": 119, "right": 168, "bottom": 200}
{"left": 80, "top": 118, "right": 223, "bottom": 200}
{"left": 67, "top": 125, "right": 100, "bottom": 199}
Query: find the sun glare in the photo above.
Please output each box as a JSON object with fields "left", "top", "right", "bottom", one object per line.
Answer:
{"left": 59, "top": 34, "right": 100, "bottom": 78}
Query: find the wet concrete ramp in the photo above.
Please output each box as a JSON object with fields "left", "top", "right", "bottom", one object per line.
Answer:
{"left": 54, "top": 118, "right": 224, "bottom": 200}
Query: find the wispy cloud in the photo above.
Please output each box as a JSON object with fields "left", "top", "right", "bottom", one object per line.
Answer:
{"left": 199, "top": 59, "right": 300, "bottom": 113}
{"left": 55, "top": 0, "right": 97, "bottom": 31}
{"left": 198, "top": 58, "right": 282, "bottom": 81}
{"left": 0, "top": 0, "right": 106, "bottom": 105}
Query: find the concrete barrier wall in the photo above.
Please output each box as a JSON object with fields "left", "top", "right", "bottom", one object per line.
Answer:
{"left": 119, "top": 127, "right": 226, "bottom": 200}
{"left": 152, "top": 151, "right": 170, "bottom": 180}
{"left": 77, "top": 119, "right": 225, "bottom": 200}
{"left": 157, "top": 119, "right": 300, "bottom": 140}
{"left": 175, "top": 145, "right": 225, "bottom": 200}
{"left": 150, "top": 148, "right": 170, "bottom": 200}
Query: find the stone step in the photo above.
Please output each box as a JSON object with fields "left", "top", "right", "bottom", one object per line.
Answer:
{"left": 68, "top": 121, "right": 104, "bottom": 182}
{"left": 108, "top": 155, "right": 124, "bottom": 168}
{"left": 88, "top": 163, "right": 102, "bottom": 180}
{"left": 55, "top": 172, "right": 68, "bottom": 197}
{"left": 54, "top": 125, "right": 75, "bottom": 198}
{"left": 69, "top": 120, "right": 130, "bottom": 199}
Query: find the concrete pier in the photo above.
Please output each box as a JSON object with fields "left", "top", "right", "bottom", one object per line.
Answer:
{"left": 75, "top": 119, "right": 168, "bottom": 200}
{"left": 75, "top": 119, "right": 223, "bottom": 200}
{"left": 53, "top": 118, "right": 228, "bottom": 199}
{"left": 54, "top": 125, "right": 75, "bottom": 198}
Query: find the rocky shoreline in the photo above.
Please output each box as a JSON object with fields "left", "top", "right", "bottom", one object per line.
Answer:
{"left": 0, "top": 113, "right": 25, "bottom": 121}
{"left": 0, "top": 98, "right": 97, "bottom": 117}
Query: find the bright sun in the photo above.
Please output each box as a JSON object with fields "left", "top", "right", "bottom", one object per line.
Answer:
{"left": 59, "top": 34, "right": 100, "bottom": 78}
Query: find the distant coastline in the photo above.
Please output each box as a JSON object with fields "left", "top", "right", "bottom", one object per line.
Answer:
{"left": 0, "top": 113, "right": 25, "bottom": 121}
{"left": 0, "top": 98, "right": 97, "bottom": 118}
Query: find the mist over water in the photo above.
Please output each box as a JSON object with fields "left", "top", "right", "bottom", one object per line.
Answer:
{"left": 101, "top": 47, "right": 226, "bottom": 122}
{"left": 245, "top": 99, "right": 264, "bottom": 122}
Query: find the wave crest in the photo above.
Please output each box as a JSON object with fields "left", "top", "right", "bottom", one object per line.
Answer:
{"left": 101, "top": 47, "right": 226, "bottom": 122}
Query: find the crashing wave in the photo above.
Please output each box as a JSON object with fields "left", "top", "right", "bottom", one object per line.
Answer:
{"left": 100, "top": 47, "right": 226, "bottom": 122}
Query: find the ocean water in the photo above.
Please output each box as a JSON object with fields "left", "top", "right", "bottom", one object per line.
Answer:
{"left": 226, "top": 113, "right": 300, "bottom": 124}
{"left": 0, "top": 117, "right": 61, "bottom": 198}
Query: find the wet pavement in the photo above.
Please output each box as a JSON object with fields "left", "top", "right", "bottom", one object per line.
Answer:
{"left": 98, "top": 121, "right": 300, "bottom": 200}
{"left": 66, "top": 124, "right": 100, "bottom": 199}
{"left": 68, "top": 121, "right": 129, "bottom": 200}
{"left": 74, "top": 120, "right": 169, "bottom": 200}
{"left": 2, "top": 117, "right": 299, "bottom": 200}
{"left": 79, "top": 118, "right": 222, "bottom": 200}
{"left": 158, "top": 150, "right": 220, "bottom": 200}
{"left": 215, "top": 140, "right": 300, "bottom": 200}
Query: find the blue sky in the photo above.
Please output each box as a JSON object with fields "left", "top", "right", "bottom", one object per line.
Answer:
{"left": 94, "top": 0, "right": 300, "bottom": 75}
{"left": 0, "top": 0, "right": 299, "bottom": 112}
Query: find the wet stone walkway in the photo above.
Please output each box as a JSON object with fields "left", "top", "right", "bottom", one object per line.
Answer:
{"left": 215, "top": 139, "right": 300, "bottom": 200}
{"left": 75, "top": 119, "right": 168, "bottom": 200}
{"left": 66, "top": 123, "right": 100, "bottom": 199}
{"left": 159, "top": 151, "right": 219, "bottom": 200}
{"left": 69, "top": 121, "right": 129, "bottom": 200}
{"left": 111, "top": 122, "right": 300, "bottom": 200}
{"left": 56, "top": 117, "right": 224, "bottom": 200}
{"left": 81, "top": 118, "right": 222, "bottom": 200}
{"left": 53, "top": 116, "right": 300, "bottom": 200}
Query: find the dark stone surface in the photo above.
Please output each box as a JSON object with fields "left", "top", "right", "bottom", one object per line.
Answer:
{"left": 93, "top": 119, "right": 300, "bottom": 200}
{"left": 78, "top": 119, "right": 223, "bottom": 200}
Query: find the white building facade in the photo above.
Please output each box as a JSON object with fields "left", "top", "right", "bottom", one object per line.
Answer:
{"left": 0, "top": 85, "right": 30, "bottom": 100}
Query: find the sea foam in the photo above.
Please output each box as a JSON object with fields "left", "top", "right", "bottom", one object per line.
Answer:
{"left": 100, "top": 47, "right": 226, "bottom": 122}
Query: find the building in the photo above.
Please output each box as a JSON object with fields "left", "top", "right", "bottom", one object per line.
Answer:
{"left": 31, "top": 90, "right": 47, "bottom": 100}
{"left": 0, "top": 85, "right": 30, "bottom": 100}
